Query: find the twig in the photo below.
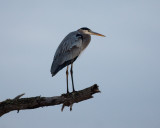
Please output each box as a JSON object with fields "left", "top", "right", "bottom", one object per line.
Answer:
{"left": 14, "top": 93, "right": 25, "bottom": 100}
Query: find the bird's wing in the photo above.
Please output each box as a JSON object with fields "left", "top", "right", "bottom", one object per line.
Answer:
{"left": 51, "top": 31, "right": 83, "bottom": 76}
{"left": 54, "top": 31, "right": 83, "bottom": 65}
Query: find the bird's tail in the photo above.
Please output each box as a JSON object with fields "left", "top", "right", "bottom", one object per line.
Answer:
{"left": 51, "top": 56, "right": 78, "bottom": 77}
{"left": 50, "top": 61, "right": 59, "bottom": 77}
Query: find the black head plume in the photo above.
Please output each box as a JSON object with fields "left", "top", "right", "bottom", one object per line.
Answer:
{"left": 80, "top": 27, "right": 91, "bottom": 31}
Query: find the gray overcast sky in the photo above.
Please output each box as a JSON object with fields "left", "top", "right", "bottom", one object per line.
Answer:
{"left": 0, "top": 0, "right": 160, "bottom": 128}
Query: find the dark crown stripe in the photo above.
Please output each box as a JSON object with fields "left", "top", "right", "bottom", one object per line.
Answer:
{"left": 80, "top": 27, "right": 90, "bottom": 30}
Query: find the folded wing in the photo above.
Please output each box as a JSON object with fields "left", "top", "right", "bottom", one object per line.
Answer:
{"left": 51, "top": 31, "right": 83, "bottom": 76}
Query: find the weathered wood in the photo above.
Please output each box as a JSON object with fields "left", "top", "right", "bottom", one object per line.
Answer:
{"left": 0, "top": 84, "right": 100, "bottom": 117}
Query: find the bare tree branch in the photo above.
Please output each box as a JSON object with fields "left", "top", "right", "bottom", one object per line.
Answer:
{"left": 0, "top": 84, "right": 100, "bottom": 117}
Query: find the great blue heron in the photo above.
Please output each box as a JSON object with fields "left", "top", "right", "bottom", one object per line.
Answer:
{"left": 51, "top": 27, "right": 105, "bottom": 93}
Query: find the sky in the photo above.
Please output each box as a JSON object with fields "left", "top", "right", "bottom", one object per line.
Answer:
{"left": 0, "top": 0, "right": 160, "bottom": 128}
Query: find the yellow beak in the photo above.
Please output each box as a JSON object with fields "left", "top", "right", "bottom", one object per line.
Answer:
{"left": 90, "top": 31, "right": 106, "bottom": 37}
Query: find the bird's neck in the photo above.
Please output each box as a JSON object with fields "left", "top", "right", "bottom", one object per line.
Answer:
{"left": 81, "top": 34, "right": 91, "bottom": 51}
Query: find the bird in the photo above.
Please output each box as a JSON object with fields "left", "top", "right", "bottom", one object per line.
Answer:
{"left": 51, "top": 27, "right": 105, "bottom": 93}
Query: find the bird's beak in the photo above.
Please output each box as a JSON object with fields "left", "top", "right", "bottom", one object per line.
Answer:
{"left": 90, "top": 31, "right": 105, "bottom": 37}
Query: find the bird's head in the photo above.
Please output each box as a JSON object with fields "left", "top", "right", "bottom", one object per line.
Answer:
{"left": 78, "top": 27, "right": 105, "bottom": 37}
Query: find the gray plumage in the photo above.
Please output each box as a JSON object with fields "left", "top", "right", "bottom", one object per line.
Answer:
{"left": 50, "top": 27, "right": 105, "bottom": 93}
{"left": 51, "top": 31, "right": 91, "bottom": 76}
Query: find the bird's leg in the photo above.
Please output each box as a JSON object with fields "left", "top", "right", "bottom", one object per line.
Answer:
{"left": 66, "top": 66, "right": 69, "bottom": 93}
{"left": 70, "top": 63, "right": 75, "bottom": 92}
